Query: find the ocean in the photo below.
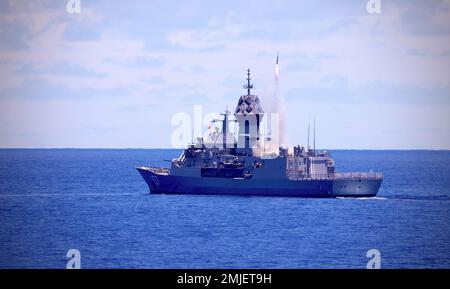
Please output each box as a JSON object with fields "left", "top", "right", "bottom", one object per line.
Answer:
{"left": 0, "top": 149, "right": 449, "bottom": 268}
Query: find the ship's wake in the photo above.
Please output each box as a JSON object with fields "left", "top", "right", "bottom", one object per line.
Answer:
{"left": 336, "top": 196, "right": 387, "bottom": 200}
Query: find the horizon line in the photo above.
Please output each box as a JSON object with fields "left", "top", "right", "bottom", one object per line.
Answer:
{"left": 0, "top": 147, "right": 449, "bottom": 151}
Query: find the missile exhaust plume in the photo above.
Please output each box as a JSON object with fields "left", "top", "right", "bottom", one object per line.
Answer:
{"left": 273, "top": 52, "right": 287, "bottom": 147}
{"left": 258, "top": 52, "right": 288, "bottom": 157}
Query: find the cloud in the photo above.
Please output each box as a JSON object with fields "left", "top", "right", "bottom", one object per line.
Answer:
{"left": 0, "top": 0, "right": 449, "bottom": 148}
{"left": 407, "top": 48, "right": 450, "bottom": 58}
{"left": 15, "top": 61, "right": 108, "bottom": 78}
{"left": 63, "top": 22, "right": 101, "bottom": 42}
{"left": 114, "top": 56, "right": 166, "bottom": 68}
{"left": 285, "top": 81, "right": 450, "bottom": 106}
{"left": 190, "top": 65, "right": 205, "bottom": 74}
{"left": 285, "top": 61, "right": 320, "bottom": 72}
{"left": 0, "top": 20, "right": 32, "bottom": 49}
{"left": 396, "top": 0, "right": 450, "bottom": 36}
{"left": 0, "top": 78, "right": 127, "bottom": 100}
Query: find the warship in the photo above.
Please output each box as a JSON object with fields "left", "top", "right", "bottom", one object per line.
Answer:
{"left": 137, "top": 68, "right": 383, "bottom": 198}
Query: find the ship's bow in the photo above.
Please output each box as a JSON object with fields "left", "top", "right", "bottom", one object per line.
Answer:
{"left": 137, "top": 166, "right": 172, "bottom": 194}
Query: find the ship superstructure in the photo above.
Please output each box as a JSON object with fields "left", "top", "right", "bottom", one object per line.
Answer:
{"left": 137, "top": 69, "right": 383, "bottom": 197}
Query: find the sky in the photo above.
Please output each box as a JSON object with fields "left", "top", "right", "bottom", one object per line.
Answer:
{"left": 0, "top": 0, "right": 449, "bottom": 149}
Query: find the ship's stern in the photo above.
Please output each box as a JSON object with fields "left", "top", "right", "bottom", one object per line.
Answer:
{"left": 331, "top": 173, "right": 383, "bottom": 197}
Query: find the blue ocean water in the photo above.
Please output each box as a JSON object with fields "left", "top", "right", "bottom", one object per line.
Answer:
{"left": 0, "top": 149, "right": 449, "bottom": 268}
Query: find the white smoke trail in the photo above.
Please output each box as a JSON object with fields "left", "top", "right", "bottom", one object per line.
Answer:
{"left": 253, "top": 54, "right": 289, "bottom": 158}
{"left": 273, "top": 60, "right": 288, "bottom": 146}
{"left": 257, "top": 55, "right": 288, "bottom": 157}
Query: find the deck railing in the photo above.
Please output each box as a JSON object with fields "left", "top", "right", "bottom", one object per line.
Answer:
{"left": 140, "top": 166, "right": 383, "bottom": 180}
{"left": 139, "top": 166, "right": 170, "bottom": 175}
{"left": 287, "top": 171, "right": 383, "bottom": 181}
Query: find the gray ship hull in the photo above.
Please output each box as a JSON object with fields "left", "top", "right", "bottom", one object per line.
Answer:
{"left": 136, "top": 69, "right": 384, "bottom": 198}
{"left": 137, "top": 167, "right": 382, "bottom": 198}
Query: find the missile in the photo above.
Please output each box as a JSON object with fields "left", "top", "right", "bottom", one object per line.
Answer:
{"left": 275, "top": 52, "right": 280, "bottom": 80}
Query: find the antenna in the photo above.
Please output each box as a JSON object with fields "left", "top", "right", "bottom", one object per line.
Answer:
{"left": 243, "top": 69, "right": 253, "bottom": 96}
{"left": 313, "top": 116, "right": 316, "bottom": 157}
{"left": 307, "top": 122, "right": 310, "bottom": 151}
